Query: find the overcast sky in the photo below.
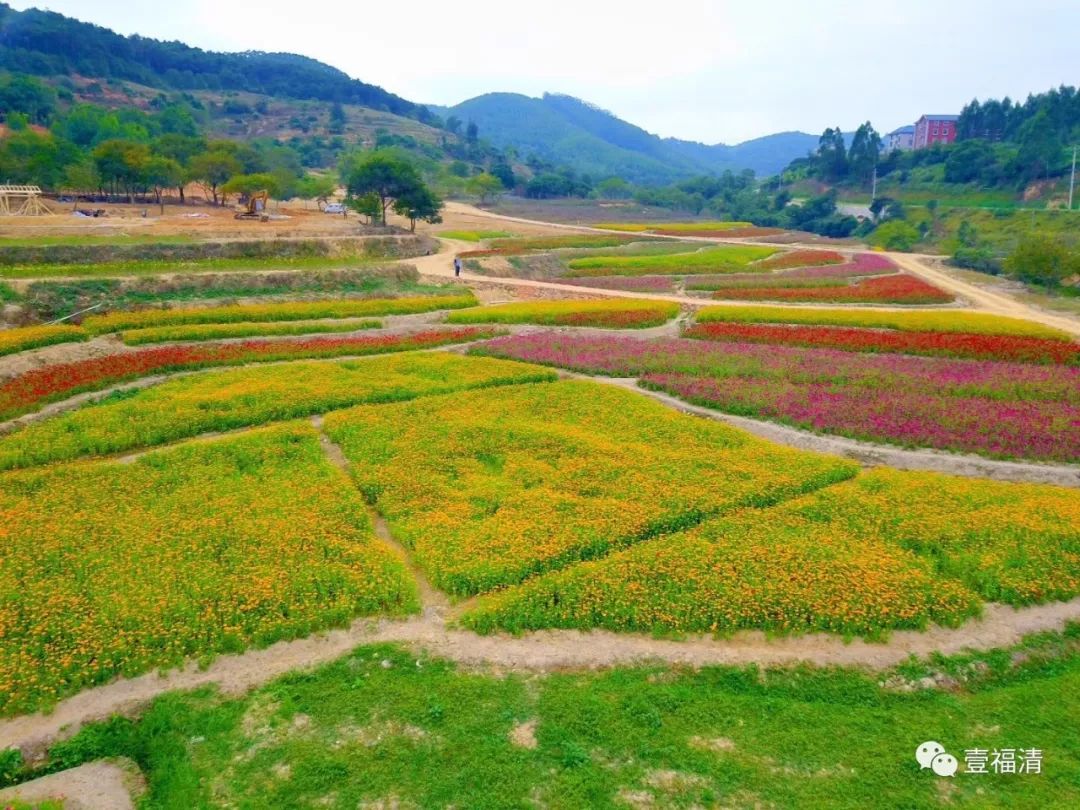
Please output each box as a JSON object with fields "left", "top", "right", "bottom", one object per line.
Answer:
{"left": 8, "top": 0, "right": 1079, "bottom": 144}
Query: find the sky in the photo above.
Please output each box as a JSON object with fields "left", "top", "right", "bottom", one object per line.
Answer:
{"left": 7, "top": 0, "right": 1079, "bottom": 144}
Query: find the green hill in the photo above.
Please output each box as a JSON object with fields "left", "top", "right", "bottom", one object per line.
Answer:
{"left": 438, "top": 93, "right": 819, "bottom": 183}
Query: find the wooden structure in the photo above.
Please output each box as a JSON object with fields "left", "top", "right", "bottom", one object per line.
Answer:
{"left": 0, "top": 185, "right": 51, "bottom": 216}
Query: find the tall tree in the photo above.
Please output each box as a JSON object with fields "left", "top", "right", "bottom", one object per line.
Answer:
{"left": 187, "top": 149, "right": 242, "bottom": 205}
{"left": 847, "top": 122, "right": 882, "bottom": 186}
{"left": 345, "top": 152, "right": 424, "bottom": 225}
{"left": 144, "top": 155, "right": 183, "bottom": 213}
{"left": 393, "top": 184, "right": 443, "bottom": 231}
{"left": 817, "top": 127, "right": 848, "bottom": 182}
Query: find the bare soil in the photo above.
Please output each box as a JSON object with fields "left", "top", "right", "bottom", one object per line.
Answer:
{"left": 0, "top": 758, "right": 144, "bottom": 810}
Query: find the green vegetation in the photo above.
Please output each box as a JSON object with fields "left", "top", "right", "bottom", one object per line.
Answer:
{"left": 446, "top": 300, "right": 680, "bottom": 329}
{"left": 565, "top": 245, "right": 776, "bottom": 277}
{"left": 437, "top": 230, "right": 513, "bottom": 241}
{"left": 0, "top": 353, "right": 555, "bottom": 470}
{"left": 120, "top": 319, "right": 382, "bottom": 345}
{"left": 11, "top": 632, "right": 1080, "bottom": 807}
{"left": 0, "top": 253, "right": 393, "bottom": 280}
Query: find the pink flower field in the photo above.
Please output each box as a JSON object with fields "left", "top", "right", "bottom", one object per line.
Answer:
{"left": 473, "top": 333, "right": 1080, "bottom": 462}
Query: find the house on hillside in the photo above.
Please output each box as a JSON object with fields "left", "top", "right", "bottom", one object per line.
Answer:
{"left": 913, "top": 115, "right": 958, "bottom": 149}
{"left": 883, "top": 125, "right": 915, "bottom": 152}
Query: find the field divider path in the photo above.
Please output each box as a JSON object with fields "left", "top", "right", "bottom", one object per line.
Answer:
{"left": 310, "top": 414, "right": 451, "bottom": 619}
{"left": 555, "top": 371, "right": 1080, "bottom": 487}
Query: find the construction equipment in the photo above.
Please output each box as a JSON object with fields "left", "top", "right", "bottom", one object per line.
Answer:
{"left": 234, "top": 190, "right": 270, "bottom": 221}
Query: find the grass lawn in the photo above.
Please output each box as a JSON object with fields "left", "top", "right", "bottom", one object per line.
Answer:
{"left": 14, "top": 630, "right": 1080, "bottom": 808}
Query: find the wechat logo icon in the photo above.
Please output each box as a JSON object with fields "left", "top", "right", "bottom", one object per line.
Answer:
{"left": 917, "top": 741, "right": 958, "bottom": 777}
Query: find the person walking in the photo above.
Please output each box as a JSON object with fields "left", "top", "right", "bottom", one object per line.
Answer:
{"left": 453, "top": 257, "right": 462, "bottom": 277}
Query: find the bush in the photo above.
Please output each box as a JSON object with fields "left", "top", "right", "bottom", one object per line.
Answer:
{"left": 1004, "top": 234, "right": 1080, "bottom": 288}
{"left": 951, "top": 246, "right": 1003, "bottom": 275}
{"left": 870, "top": 220, "right": 921, "bottom": 252}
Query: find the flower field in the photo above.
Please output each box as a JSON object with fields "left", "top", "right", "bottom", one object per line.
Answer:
{"left": 0, "top": 353, "right": 556, "bottom": 470}
{"left": 564, "top": 245, "right": 777, "bottom": 277}
{"left": 81, "top": 293, "right": 477, "bottom": 334}
{"left": 325, "top": 381, "right": 856, "bottom": 596}
{"left": 446, "top": 300, "right": 680, "bottom": 329}
{"left": 687, "top": 253, "right": 899, "bottom": 290}
{"left": 120, "top": 318, "right": 382, "bottom": 344}
{"left": 0, "top": 327, "right": 501, "bottom": 421}
{"left": 695, "top": 303, "right": 1074, "bottom": 340}
{"left": 711, "top": 274, "right": 954, "bottom": 304}
{"left": 0, "top": 324, "right": 87, "bottom": 357}
{"left": 594, "top": 221, "right": 754, "bottom": 232}
{"left": 462, "top": 467, "right": 1080, "bottom": 637}
{"left": 490, "top": 235, "right": 646, "bottom": 250}
{"left": 472, "top": 333, "right": 1080, "bottom": 462}
{"left": 551, "top": 275, "right": 678, "bottom": 293}
{"left": 685, "top": 321, "right": 1080, "bottom": 364}
{"left": 0, "top": 424, "right": 417, "bottom": 716}
{"left": 436, "top": 230, "right": 513, "bottom": 241}
{"left": 755, "top": 249, "right": 846, "bottom": 270}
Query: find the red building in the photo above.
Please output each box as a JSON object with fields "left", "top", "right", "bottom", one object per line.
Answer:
{"left": 913, "top": 115, "right": 959, "bottom": 149}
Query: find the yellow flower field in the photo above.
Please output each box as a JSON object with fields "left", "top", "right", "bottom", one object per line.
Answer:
{"left": 0, "top": 424, "right": 417, "bottom": 716}
{"left": 325, "top": 381, "right": 857, "bottom": 596}
{"left": 462, "top": 468, "right": 1080, "bottom": 637}
{"left": 120, "top": 318, "right": 382, "bottom": 344}
{"left": 446, "top": 299, "right": 680, "bottom": 329}
{"left": 82, "top": 293, "right": 477, "bottom": 334}
{"left": 695, "top": 304, "right": 1073, "bottom": 340}
{"left": 0, "top": 353, "right": 555, "bottom": 470}
{"left": 0, "top": 324, "right": 87, "bottom": 356}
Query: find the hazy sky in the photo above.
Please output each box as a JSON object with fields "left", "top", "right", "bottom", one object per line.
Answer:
{"left": 8, "top": 1, "right": 1079, "bottom": 144}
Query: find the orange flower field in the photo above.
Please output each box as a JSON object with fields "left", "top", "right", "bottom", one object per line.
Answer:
{"left": 0, "top": 425, "right": 417, "bottom": 716}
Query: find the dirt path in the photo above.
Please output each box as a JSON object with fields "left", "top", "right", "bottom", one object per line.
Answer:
{"left": 0, "top": 759, "right": 144, "bottom": 809}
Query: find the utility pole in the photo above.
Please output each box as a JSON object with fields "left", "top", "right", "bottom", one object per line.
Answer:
{"left": 870, "top": 165, "right": 878, "bottom": 204}
{"left": 1069, "top": 145, "right": 1077, "bottom": 211}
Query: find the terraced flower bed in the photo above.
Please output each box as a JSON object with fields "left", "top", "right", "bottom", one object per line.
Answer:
{"left": 81, "top": 294, "right": 476, "bottom": 334}
{"left": 0, "top": 353, "right": 555, "bottom": 470}
{"left": 464, "top": 467, "right": 1080, "bottom": 637}
{"left": 550, "top": 275, "right": 679, "bottom": 293}
{"left": 712, "top": 274, "right": 953, "bottom": 304}
{"left": 755, "top": 249, "right": 847, "bottom": 270}
{"left": 695, "top": 304, "right": 1073, "bottom": 339}
{"left": 120, "top": 318, "right": 383, "bottom": 345}
{"left": 473, "top": 333, "right": 1080, "bottom": 462}
{"left": 685, "top": 321, "right": 1080, "bottom": 364}
{"left": 688, "top": 253, "right": 898, "bottom": 290}
{"left": 325, "top": 381, "right": 856, "bottom": 596}
{"left": 0, "top": 324, "right": 87, "bottom": 357}
{"left": 0, "top": 328, "right": 501, "bottom": 421}
{"left": 0, "top": 424, "right": 417, "bottom": 716}
{"left": 564, "top": 245, "right": 777, "bottom": 277}
{"left": 446, "top": 300, "right": 679, "bottom": 328}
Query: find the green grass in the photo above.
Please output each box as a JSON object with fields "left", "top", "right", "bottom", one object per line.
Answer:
{"left": 0, "top": 281, "right": 19, "bottom": 303}
{"left": 16, "top": 631, "right": 1080, "bottom": 808}
{"left": 595, "top": 221, "right": 754, "bottom": 232}
{"left": 446, "top": 300, "right": 680, "bottom": 329}
{"left": 0, "top": 353, "right": 557, "bottom": 471}
{"left": 564, "top": 246, "right": 778, "bottom": 277}
{"left": 437, "top": 230, "right": 513, "bottom": 241}
{"left": 0, "top": 254, "right": 389, "bottom": 280}
{"left": 120, "top": 319, "right": 383, "bottom": 345}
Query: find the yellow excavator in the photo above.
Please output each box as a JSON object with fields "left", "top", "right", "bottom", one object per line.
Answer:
{"left": 234, "top": 190, "right": 270, "bottom": 221}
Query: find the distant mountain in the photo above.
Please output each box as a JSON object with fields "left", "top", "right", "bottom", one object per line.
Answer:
{"left": 0, "top": 2, "right": 433, "bottom": 122}
{"left": 438, "top": 93, "right": 820, "bottom": 184}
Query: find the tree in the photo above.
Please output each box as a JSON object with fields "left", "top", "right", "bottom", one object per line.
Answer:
{"left": 847, "top": 122, "right": 881, "bottom": 186}
{"left": 1004, "top": 234, "right": 1080, "bottom": 287}
{"left": 466, "top": 172, "right": 503, "bottom": 205}
{"left": 62, "top": 159, "right": 100, "bottom": 209}
{"left": 220, "top": 172, "right": 280, "bottom": 206}
{"left": 153, "top": 133, "right": 206, "bottom": 203}
{"left": 870, "top": 220, "right": 921, "bottom": 251}
{"left": 491, "top": 160, "right": 517, "bottom": 190}
{"left": 393, "top": 184, "right": 443, "bottom": 231}
{"left": 188, "top": 149, "right": 242, "bottom": 205}
{"left": 1014, "top": 110, "right": 1063, "bottom": 180}
{"left": 92, "top": 139, "right": 150, "bottom": 202}
{"left": 817, "top": 127, "right": 849, "bottom": 182}
{"left": 144, "top": 156, "right": 183, "bottom": 213}
{"left": 345, "top": 152, "right": 424, "bottom": 225}
{"left": 466, "top": 121, "right": 479, "bottom": 143}
{"left": 296, "top": 173, "right": 338, "bottom": 209}
{"left": 329, "top": 102, "right": 347, "bottom": 135}
{"left": 349, "top": 192, "right": 382, "bottom": 224}
{"left": 944, "top": 139, "right": 995, "bottom": 183}
{"left": 444, "top": 116, "right": 463, "bottom": 136}
{"left": 0, "top": 74, "right": 57, "bottom": 124}
{"left": 595, "top": 177, "right": 632, "bottom": 199}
